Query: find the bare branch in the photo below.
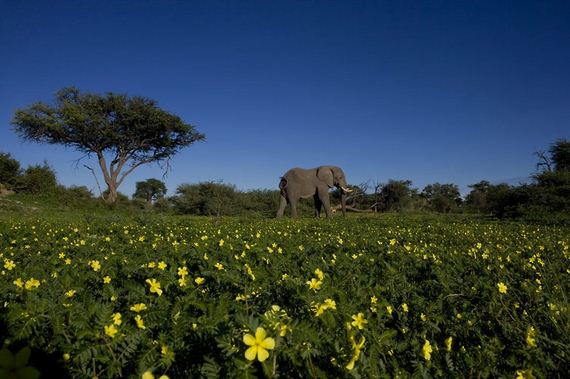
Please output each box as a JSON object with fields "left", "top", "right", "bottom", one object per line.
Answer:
{"left": 535, "top": 151, "right": 553, "bottom": 172}
{"left": 84, "top": 164, "right": 104, "bottom": 198}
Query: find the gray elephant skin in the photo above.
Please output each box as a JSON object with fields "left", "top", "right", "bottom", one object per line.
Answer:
{"left": 276, "top": 166, "right": 352, "bottom": 218}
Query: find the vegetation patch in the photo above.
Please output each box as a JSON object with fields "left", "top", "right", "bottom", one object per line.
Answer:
{"left": 1, "top": 216, "right": 568, "bottom": 377}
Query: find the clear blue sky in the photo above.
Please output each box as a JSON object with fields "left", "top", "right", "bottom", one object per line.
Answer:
{"left": 1, "top": 0, "right": 569, "bottom": 197}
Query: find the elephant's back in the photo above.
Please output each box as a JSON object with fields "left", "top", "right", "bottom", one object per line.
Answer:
{"left": 282, "top": 167, "right": 316, "bottom": 179}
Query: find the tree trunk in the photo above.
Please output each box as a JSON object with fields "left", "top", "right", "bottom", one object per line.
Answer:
{"left": 105, "top": 180, "right": 118, "bottom": 203}
{"left": 341, "top": 193, "right": 347, "bottom": 216}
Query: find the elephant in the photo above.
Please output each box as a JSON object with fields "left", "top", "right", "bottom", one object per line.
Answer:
{"left": 276, "top": 166, "right": 352, "bottom": 218}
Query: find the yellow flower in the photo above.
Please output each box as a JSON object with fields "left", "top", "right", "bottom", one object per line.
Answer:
{"left": 306, "top": 278, "right": 322, "bottom": 291}
{"left": 314, "top": 298, "right": 337, "bottom": 316}
{"left": 195, "top": 277, "right": 205, "bottom": 285}
{"left": 346, "top": 336, "right": 365, "bottom": 371}
{"left": 214, "top": 262, "right": 224, "bottom": 270}
{"left": 146, "top": 278, "right": 163, "bottom": 296}
{"left": 243, "top": 327, "right": 275, "bottom": 362}
{"left": 402, "top": 303, "right": 409, "bottom": 313}
{"left": 89, "top": 260, "right": 101, "bottom": 271}
{"left": 177, "top": 266, "right": 188, "bottom": 277}
{"left": 65, "top": 290, "right": 76, "bottom": 298}
{"left": 104, "top": 324, "right": 118, "bottom": 338}
{"left": 386, "top": 305, "right": 393, "bottom": 315}
{"left": 157, "top": 261, "right": 167, "bottom": 270}
{"left": 63, "top": 353, "right": 70, "bottom": 361}
{"left": 421, "top": 313, "right": 427, "bottom": 321}
{"left": 445, "top": 336, "right": 453, "bottom": 351}
{"left": 497, "top": 282, "right": 508, "bottom": 294}
{"left": 112, "top": 313, "right": 122, "bottom": 325}
{"left": 370, "top": 296, "right": 378, "bottom": 304}
{"left": 178, "top": 277, "right": 187, "bottom": 287}
{"left": 135, "top": 315, "right": 146, "bottom": 329}
{"left": 515, "top": 369, "right": 535, "bottom": 379}
{"left": 351, "top": 313, "right": 368, "bottom": 330}
{"left": 279, "top": 324, "right": 291, "bottom": 337}
{"left": 526, "top": 326, "right": 537, "bottom": 347}
{"left": 161, "top": 345, "right": 169, "bottom": 355}
{"left": 422, "top": 339, "right": 433, "bottom": 361}
{"left": 103, "top": 276, "right": 112, "bottom": 284}
{"left": 3, "top": 259, "right": 15, "bottom": 270}
{"left": 141, "top": 371, "right": 154, "bottom": 379}
{"left": 219, "top": 239, "right": 225, "bottom": 247}
{"left": 314, "top": 268, "right": 324, "bottom": 280}
{"left": 130, "top": 303, "right": 147, "bottom": 313}
{"left": 14, "top": 278, "right": 24, "bottom": 288}
{"left": 24, "top": 278, "right": 40, "bottom": 290}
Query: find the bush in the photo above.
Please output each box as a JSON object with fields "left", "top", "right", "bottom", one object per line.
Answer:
{"left": 17, "top": 162, "right": 58, "bottom": 194}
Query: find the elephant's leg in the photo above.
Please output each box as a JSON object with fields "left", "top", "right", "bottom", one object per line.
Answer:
{"left": 276, "top": 195, "right": 287, "bottom": 218}
{"left": 290, "top": 198, "right": 298, "bottom": 218}
{"left": 318, "top": 187, "right": 332, "bottom": 217}
{"left": 313, "top": 194, "right": 322, "bottom": 218}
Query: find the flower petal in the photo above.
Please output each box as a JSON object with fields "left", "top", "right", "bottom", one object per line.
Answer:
{"left": 245, "top": 346, "right": 257, "bottom": 361}
{"left": 257, "top": 347, "right": 270, "bottom": 362}
{"left": 243, "top": 333, "right": 256, "bottom": 346}
{"left": 255, "top": 327, "right": 266, "bottom": 342}
{"left": 260, "top": 337, "right": 275, "bottom": 350}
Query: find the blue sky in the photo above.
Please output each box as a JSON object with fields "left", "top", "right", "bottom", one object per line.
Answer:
{"left": 1, "top": 1, "right": 569, "bottom": 197}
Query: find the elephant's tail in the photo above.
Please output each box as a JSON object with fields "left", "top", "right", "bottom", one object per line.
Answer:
{"left": 279, "top": 177, "right": 287, "bottom": 194}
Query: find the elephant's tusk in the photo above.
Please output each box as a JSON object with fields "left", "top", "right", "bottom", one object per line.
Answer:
{"left": 341, "top": 186, "right": 352, "bottom": 193}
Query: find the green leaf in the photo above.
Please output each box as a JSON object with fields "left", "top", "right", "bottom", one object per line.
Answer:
{"left": 17, "top": 367, "right": 41, "bottom": 379}
{"left": 14, "top": 347, "right": 31, "bottom": 368}
{"left": 0, "top": 348, "right": 15, "bottom": 369}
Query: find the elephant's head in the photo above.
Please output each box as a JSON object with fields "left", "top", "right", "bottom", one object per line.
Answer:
{"left": 317, "top": 166, "right": 352, "bottom": 193}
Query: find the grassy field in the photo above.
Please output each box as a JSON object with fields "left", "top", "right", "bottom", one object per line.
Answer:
{"left": 0, "top": 207, "right": 569, "bottom": 378}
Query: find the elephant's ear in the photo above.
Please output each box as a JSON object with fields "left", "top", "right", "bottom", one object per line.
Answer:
{"left": 317, "top": 167, "right": 334, "bottom": 188}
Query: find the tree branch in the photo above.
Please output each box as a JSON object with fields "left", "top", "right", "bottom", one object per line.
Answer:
{"left": 84, "top": 164, "right": 104, "bottom": 198}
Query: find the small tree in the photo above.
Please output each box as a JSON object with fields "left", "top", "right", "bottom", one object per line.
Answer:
{"left": 133, "top": 178, "right": 167, "bottom": 206}
{"left": 12, "top": 87, "right": 205, "bottom": 203}
{"left": 0, "top": 153, "right": 21, "bottom": 188}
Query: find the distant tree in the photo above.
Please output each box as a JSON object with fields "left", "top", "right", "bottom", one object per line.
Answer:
{"left": 0, "top": 152, "right": 21, "bottom": 188}
{"left": 18, "top": 162, "right": 58, "bottom": 194}
{"left": 421, "top": 183, "right": 461, "bottom": 213}
{"left": 534, "top": 139, "right": 570, "bottom": 187}
{"left": 172, "top": 182, "right": 238, "bottom": 216}
{"left": 378, "top": 180, "right": 415, "bottom": 212}
{"left": 12, "top": 87, "right": 205, "bottom": 203}
{"left": 549, "top": 139, "right": 570, "bottom": 172}
{"left": 465, "top": 181, "right": 513, "bottom": 215}
{"left": 133, "top": 178, "right": 167, "bottom": 206}
{"left": 465, "top": 180, "right": 492, "bottom": 212}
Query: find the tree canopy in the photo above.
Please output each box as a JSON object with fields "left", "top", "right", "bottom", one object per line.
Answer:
{"left": 12, "top": 87, "right": 205, "bottom": 203}
{"left": 133, "top": 178, "right": 167, "bottom": 206}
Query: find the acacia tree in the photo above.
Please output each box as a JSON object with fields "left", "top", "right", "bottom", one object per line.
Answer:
{"left": 133, "top": 178, "right": 167, "bottom": 206}
{"left": 12, "top": 87, "right": 205, "bottom": 203}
